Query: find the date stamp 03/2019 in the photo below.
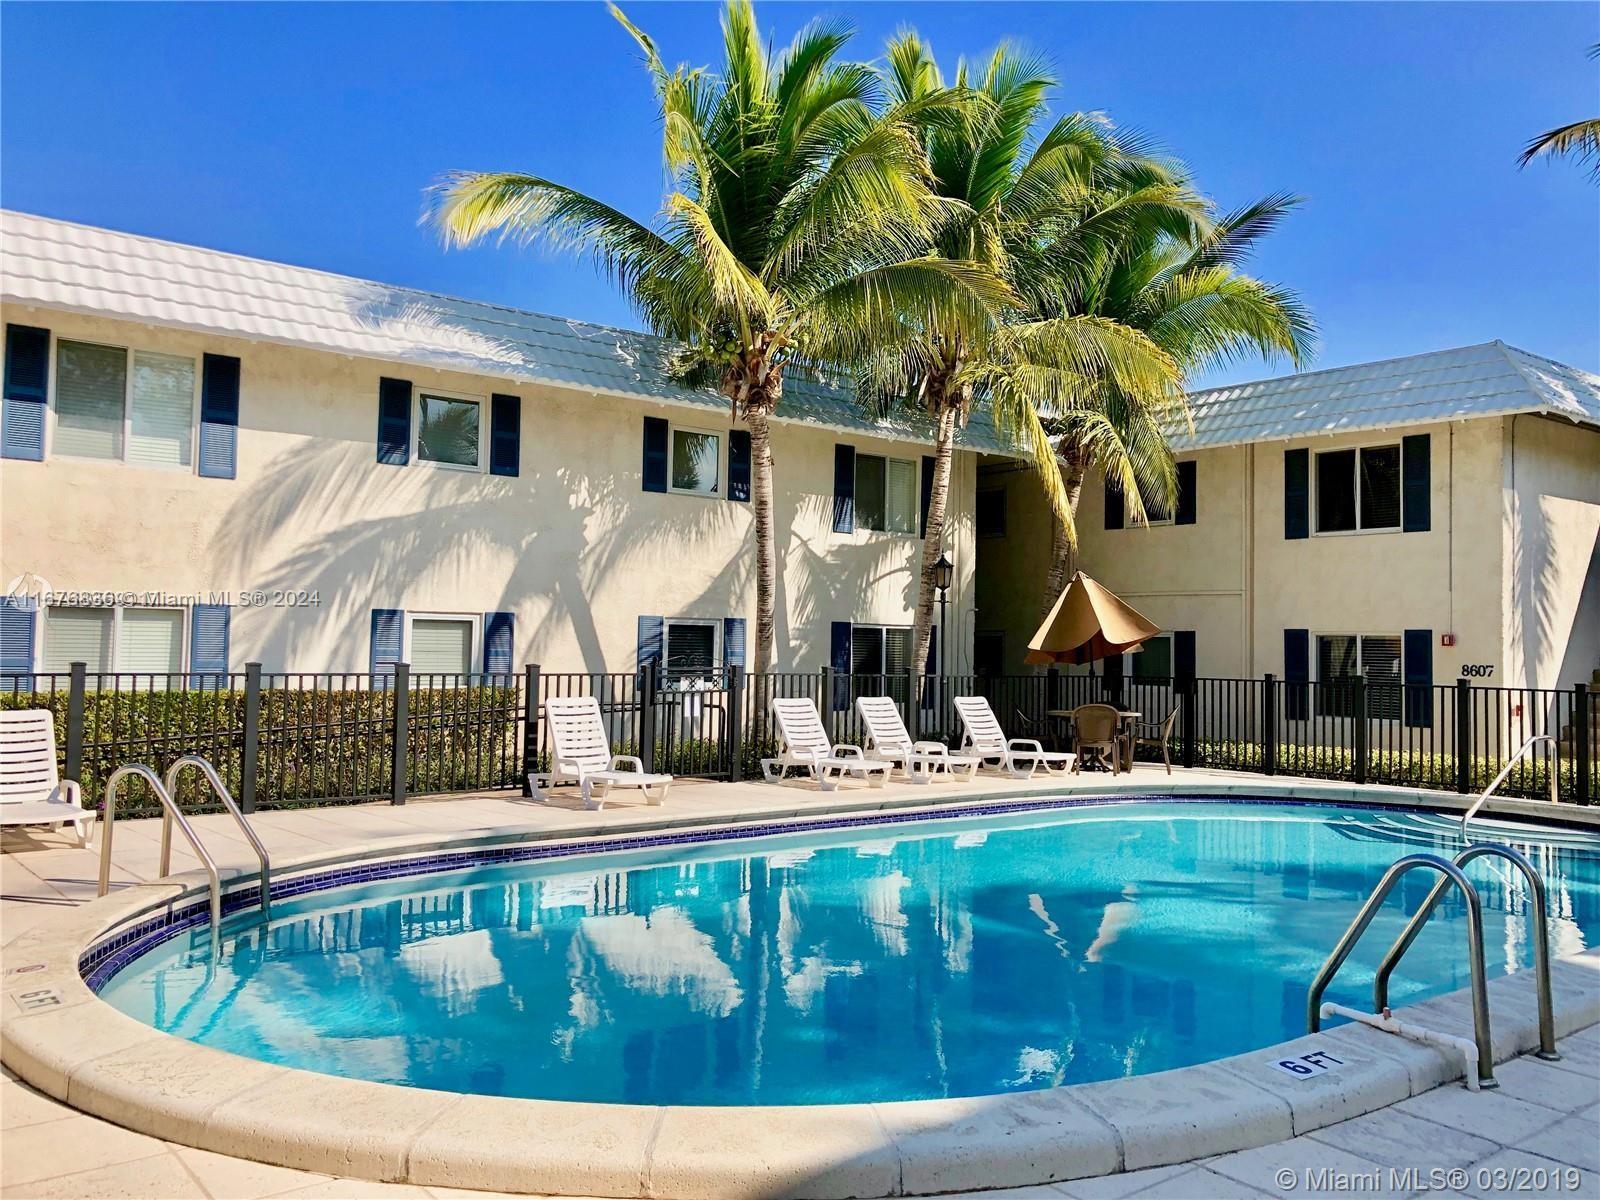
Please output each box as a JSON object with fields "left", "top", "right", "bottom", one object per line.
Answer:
{"left": 1274, "top": 1165, "right": 1588, "bottom": 1194}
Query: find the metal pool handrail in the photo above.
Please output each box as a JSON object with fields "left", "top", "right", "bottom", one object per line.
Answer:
{"left": 1307, "top": 852, "right": 1496, "bottom": 1089}
{"left": 98, "top": 764, "right": 221, "bottom": 956}
{"left": 162, "top": 755, "right": 271, "bottom": 920}
{"left": 1374, "top": 842, "right": 1558, "bottom": 1061}
{"left": 1461, "top": 735, "right": 1557, "bottom": 841}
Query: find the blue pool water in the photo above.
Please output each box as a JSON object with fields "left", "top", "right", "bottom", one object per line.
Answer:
{"left": 98, "top": 800, "right": 1600, "bottom": 1105}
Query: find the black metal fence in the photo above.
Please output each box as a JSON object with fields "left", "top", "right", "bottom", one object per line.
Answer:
{"left": 1, "top": 662, "right": 1594, "bottom": 814}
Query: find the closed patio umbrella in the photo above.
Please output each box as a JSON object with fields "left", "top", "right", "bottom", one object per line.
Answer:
{"left": 1025, "top": 572, "right": 1162, "bottom": 666}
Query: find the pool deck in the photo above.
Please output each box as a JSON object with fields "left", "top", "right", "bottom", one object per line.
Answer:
{"left": 2, "top": 766, "right": 1597, "bottom": 1199}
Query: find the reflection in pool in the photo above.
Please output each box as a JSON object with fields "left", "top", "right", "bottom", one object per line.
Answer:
{"left": 98, "top": 801, "right": 1600, "bottom": 1105}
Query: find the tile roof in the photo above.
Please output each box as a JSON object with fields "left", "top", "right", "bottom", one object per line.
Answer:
{"left": 0, "top": 210, "right": 1011, "bottom": 453}
{"left": 1176, "top": 341, "right": 1600, "bottom": 450}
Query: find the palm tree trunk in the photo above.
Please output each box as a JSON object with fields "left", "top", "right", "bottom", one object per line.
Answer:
{"left": 1042, "top": 444, "right": 1089, "bottom": 616}
{"left": 911, "top": 403, "right": 959, "bottom": 678}
{"left": 746, "top": 406, "right": 778, "bottom": 673}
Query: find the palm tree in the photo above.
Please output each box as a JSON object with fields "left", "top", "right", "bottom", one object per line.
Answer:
{"left": 432, "top": 1, "right": 1009, "bottom": 671}
{"left": 1040, "top": 191, "right": 1316, "bottom": 606}
{"left": 871, "top": 37, "right": 1196, "bottom": 673}
{"left": 1517, "top": 45, "right": 1600, "bottom": 181}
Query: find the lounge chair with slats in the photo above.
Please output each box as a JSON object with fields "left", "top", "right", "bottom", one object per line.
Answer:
{"left": 530, "top": 695, "right": 672, "bottom": 810}
{"left": 856, "top": 695, "right": 980, "bottom": 783}
{"left": 954, "top": 695, "right": 1074, "bottom": 779}
{"left": 761, "top": 698, "right": 891, "bottom": 791}
{"left": 0, "top": 709, "right": 93, "bottom": 845}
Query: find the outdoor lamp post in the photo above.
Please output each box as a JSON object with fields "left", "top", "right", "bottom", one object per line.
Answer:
{"left": 933, "top": 552, "right": 954, "bottom": 671}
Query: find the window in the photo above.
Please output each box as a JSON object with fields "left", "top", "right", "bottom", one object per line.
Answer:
{"left": 416, "top": 393, "right": 482, "bottom": 470}
{"left": 670, "top": 426, "right": 720, "bottom": 496}
{"left": 850, "top": 625, "right": 914, "bottom": 675}
{"left": 974, "top": 631, "right": 1005, "bottom": 676}
{"left": 1316, "top": 633, "right": 1403, "bottom": 719}
{"left": 855, "top": 454, "right": 917, "bottom": 534}
{"left": 53, "top": 340, "right": 197, "bottom": 468}
{"left": 1131, "top": 634, "right": 1172, "bottom": 681}
{"left": 407, "top": 614, "right": 476, "bottom": 675}
{"left": 42, "top": 606, "right": 184, "bottom": 676}
{"left": 1316, "top": 444, "right": 1401, "bottom": 534}
{"left": 664, "top": 619, "right": 719, "bottom": 681}
{"left": 976, "top": 489, "right": 1007, "bottom": 538}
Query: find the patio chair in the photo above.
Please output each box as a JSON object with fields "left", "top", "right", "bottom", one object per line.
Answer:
{"left": 953, "top": 696, "right": 1073, "bottom": 779}
{"left": 855, "top": 696, "right": 981, "bottom": 784}
{"left": 0, "top": 710, "right": 93, "bottom": 845}
{"left": 1071, "top": 703, "right": 1122, "bottom": 774}
{"left": 530, "top": 696, "right": 672, "bottom": 810}
{"left": 761, "top": 698, "right": 891, "bottom": 791}
{"left": 1131, "top": 703, "right": 1181, "bottom": 774}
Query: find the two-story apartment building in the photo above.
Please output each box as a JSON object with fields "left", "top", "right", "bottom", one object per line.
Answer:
{"left": 0, "top": 211, "right": 1009, "bottom": 680}
{"left": 977, "top": 343, "right": 1600, "bottom": 705}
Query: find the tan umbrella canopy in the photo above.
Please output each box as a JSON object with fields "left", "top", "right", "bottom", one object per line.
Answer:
{"left": 1025, "top": 572, "right": 1163, "bottom": 666}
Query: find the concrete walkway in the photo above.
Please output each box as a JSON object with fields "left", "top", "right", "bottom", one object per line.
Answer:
{"left": 2, "top": 772, "right": 1596, "bottom": 1198}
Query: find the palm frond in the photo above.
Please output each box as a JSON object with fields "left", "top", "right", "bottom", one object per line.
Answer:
{"left": 1518, "top": 117, "right": 1600, "bottom": 179}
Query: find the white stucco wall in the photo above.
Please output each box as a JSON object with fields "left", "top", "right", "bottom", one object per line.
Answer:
{"left": 0, "top": 303, "right": 977, "bottom": 675}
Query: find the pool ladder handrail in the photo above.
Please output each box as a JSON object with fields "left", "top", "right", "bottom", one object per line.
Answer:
{"left": 1376, "top": 842, "right": 1559, "bottom": 1061}
{"left": 98, "top": 765, "right": 224, "bottom": 957}
{"left": 1307, "top": 852, "right": 1497, "bottom": 1088}
{"left": 1460, "top": 734, "right": 1558, "bottom": 842}
{"left": 160, "top": 756, "right": 270, "bottom": 921}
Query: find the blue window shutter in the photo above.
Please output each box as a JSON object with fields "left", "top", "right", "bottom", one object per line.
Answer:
{"left": 188, "top": 604, "right": 230, "bottom": 688}
{"left": 642, "top": 417, "right": 668, "bottom": 492}
{"left": 198, "top": 353, "right": 240, "bottom": 479}
{"left": 1284, "top": 449, "right": 1309, "bottom": 540}
{"left": 1174, "top": 630, "right": 1196, "bottom": 683}
{"left": 727, "top": 429, "right": 751, "bottom": 502}
{"left": 919, "top": 455, "right": 935, "bottom": 536}
{"left": 723, "top": 617, "right": 746, "bottom": 668}
{"left": 371, "top": 608, "right": 404, "bottom": 678}
{"left": 482, "top": 611, "right": 515, "bottom": 676}
{"left": 829, "top": 621, "right": 851, "bottom": 710}
{"left": 1174, "top": 461, "right": 1197, "bottom": 526}
{"left": 2, "top": 324, "right": 49, "bottom": 462}
{"left": 490, "top": 394, "right": 520, "bottom": 477}
{"left": 832, "top": 445, "right": 855, "bottom": 533}
{"left": 1284, "top": 629, "right": 1310, "bottom": 720}
{"left": 1103, "top": 476, "right": 1124, "bottom": 530}
{"left": 377, "top": 378, "right": 411, "bottom": 465}
{"left": 637, "top": 615, "right": 663, "bottom": 670}
{"left": 0, "top": 598, "right": 36, "bottom": 676}
{"left": 1402, "top": 434, "right": 1430, "bottom": 533}
{"left": 1403, "top": 629, "right": 1433, "bottom": 728}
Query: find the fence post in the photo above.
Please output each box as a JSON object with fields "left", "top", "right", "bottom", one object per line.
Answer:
{"left": 1181, "top": 676, "right": 1198, "bottom": 769}
{"left": 1262, "top": 673, "right": 1277, "bottom": 776}
{"left": 64, "top": 661, "right": 86, "bottom": 783}
{"left": 240, "top": 662, "right": 261, "bottom": 813}
{"left": 1456, "top": 679, "right": 1473, "bottom": 794}
{"left": 820, "top": 667, "right": 834, "bottom": 736}
{"left": 727, "top": 664, "right": 744, "bottom": 782}
{"left": 1352, "top": 672, "right": 1369, "bottom": 786}
{"left": 639, "top": 661, "right": 658, "bottom": 774}
{"left": 904, "top": 668, "right": 919, "bottom": 740}
{"left": 520, "top": 663, "right": 541, "bottom": 795}
{"left": 390, "top": 662, "right": 410, "bottom": 806}
{"left": 1575, "top": 683, "right": 1591, "bottom": 807}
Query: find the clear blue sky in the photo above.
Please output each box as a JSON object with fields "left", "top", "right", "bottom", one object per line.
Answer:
{"left": 4, "top": 2, "right": 1597, "bottom": 385}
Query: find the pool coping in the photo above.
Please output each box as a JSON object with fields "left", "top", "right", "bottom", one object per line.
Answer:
{"left": 4, "top": 780, "right": 1599, "bottom": 1199}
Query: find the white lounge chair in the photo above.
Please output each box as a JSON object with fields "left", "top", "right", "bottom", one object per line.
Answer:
{"left": 0, "top": 709, "right": 93, "bottom": 845}
{"left": 761, "top": 698, "right": 891, "bottom": 791}
{"left": 529, "top": 696, "right": 672, "bottom": 810}
{"left": 954, "top": 695, "right": 1074, "bottom": 779}
{"left": 855, "top": 696, "right": 980, "bottom": 784}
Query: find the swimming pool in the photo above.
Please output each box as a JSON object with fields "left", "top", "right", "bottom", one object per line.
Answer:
{"left": 95, "top": 798, "right": 1600, "bottom": 1106}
